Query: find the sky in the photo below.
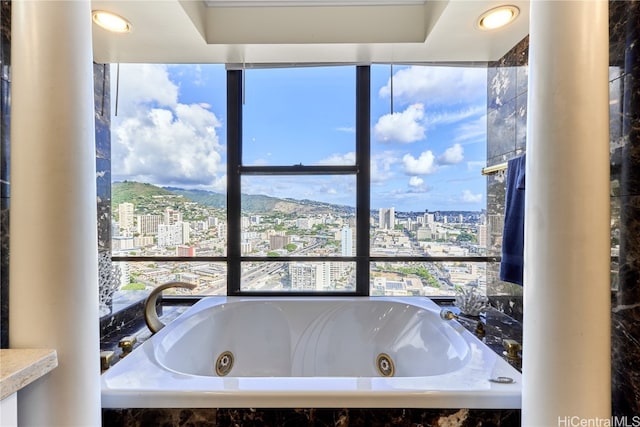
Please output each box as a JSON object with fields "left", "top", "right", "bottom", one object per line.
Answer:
{"left": 111, "top": 63, "right": 487, "bottom": 212}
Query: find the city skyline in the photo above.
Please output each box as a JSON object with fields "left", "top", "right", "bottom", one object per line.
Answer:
{"left": 111, "top": 191, "right": 488, "bottom": 296}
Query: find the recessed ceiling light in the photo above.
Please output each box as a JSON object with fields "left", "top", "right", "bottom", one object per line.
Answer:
{"left": 92, "top": 10, "right": 132, "bottom": 33}
{"left": 477, "top": 5, "right": 519, "bottom": 30}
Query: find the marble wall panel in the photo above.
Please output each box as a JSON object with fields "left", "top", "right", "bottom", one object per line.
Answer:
{"left": 0, "top": 0, "right": 9, "bottom": 350}
{"left": 596, "top": 0, "right": 638, "bottom": 417}
{"left": 514, "top": 94, "right": 527, "bottom": 152}
{"left": 610, "top": 1, "right": 631, "bottom": 68}
{"left": 612, "top": 305, "right": 640, "bottom": 416}
{"left": 487, "top": 98, "right": 517, "bottom": 160}
{"left": 103, "top": 408, "right": 521, "bottom": 427}
{"left": 94, "top": 63, "right": 111, "bottom": 254}
{"left": 488, "top": 65, "right": 516, "bottom": 110}
{"left": 485, "top": 36, "right": 528, "bottom": 321}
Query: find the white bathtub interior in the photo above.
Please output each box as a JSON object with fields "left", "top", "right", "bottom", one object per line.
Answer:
{"left": 156, "top": 299, "right": 472, "bottom": 377}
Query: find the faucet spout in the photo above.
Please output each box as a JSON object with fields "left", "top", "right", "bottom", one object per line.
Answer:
{"left": 439, "top": 308, "right": 486, "bottom": 338}
{"left": 144, "top": 281, "right": 197, "bottom": 334}
{"left": 439, "top": 308, "right": 459, "bottom": 321}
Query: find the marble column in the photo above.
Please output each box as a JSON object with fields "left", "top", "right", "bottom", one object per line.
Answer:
{"left": 523, "top": 1, "right": 611, "bottom": 425}
{"left": 9, "top": 0, "right": 100, "bottom": 425}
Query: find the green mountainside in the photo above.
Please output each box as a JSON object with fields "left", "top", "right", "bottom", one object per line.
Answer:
{"left": 111, "top": 181, "right": 175, "bottom": 206}
{"left": 112, "top": 181, "right": 355, "bottom": 216}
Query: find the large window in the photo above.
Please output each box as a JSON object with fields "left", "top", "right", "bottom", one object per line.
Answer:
{"left": 111, "top": 64, "right": 490, "bottom": 298}
{"left": 110, "top": 64, "right": 228, "bottom": 295}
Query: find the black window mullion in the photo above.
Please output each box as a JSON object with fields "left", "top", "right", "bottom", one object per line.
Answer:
{"left": 227, "top": 69, "right": 242, "bottom": 295}
{"left": 230, "top": 66, "right": 368, "bottom": 296}
{"left": 356, "top": 65, "right": 371, "bottom": 296}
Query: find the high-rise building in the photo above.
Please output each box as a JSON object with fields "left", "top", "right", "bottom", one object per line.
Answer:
{"left": 270, "top": 234, "right": 291, "bottom": 250}
{"left": 424, "top": 213, "right": 435, "bottom": 224}
{"left": 137, "top": 214, "right": 162, "bottom": 236}
{"left": 341, "top": 226, "right": 353, "bottom": 256}
{"left": 478, "top": 224, "right": 487, "bottom": 247}
{"left": 181, "top": 222, "right": 191, "bottom": 244}
{"left": 118, "top": 202, "right": 134, "bottom": 231}
{"left": 164, "top": 207, "right": 182, "bottom": 225}
{"left": 379, "top": 207, "right": 395, "bottom": 229}
{"left": 289, "top": 263, "right": 317, "bottom": 290}
{"left": 158, "top": 222, "right": 189, "bottom": 247}
{"left": 241, "top": 216, "right": 251, "bottom": 229}
{"left": 217, "top": 222, "right": 227, "bottom": 239}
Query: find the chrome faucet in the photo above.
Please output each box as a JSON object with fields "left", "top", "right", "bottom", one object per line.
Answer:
{"left": 144, "top": 281, "right": 197, "bottom": 334}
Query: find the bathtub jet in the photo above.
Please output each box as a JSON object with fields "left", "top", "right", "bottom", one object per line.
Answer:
{"left": 101, "top": 296, "right": 521, "bottom": 409}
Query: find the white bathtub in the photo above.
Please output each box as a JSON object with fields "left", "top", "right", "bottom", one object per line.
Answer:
{"left": 101, "top": 296, "right": 521, "bottom": 409}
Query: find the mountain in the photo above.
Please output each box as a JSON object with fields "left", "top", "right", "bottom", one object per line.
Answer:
{"left": 163, "top": 187, "right": 225, "bottom": 208}
{"left": 112, "top": 181, "right": 355, "bottom": 216}
{"left": 167, "top": 187, "right": 355, "bottom": 215}
{"left": 111, "top": 181, "right": 175, "bottom": 206}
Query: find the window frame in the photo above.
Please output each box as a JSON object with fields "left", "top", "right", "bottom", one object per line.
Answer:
{"left": 112, "top": 65, "right": 499, "bottom": 297}
{"left": 226, "top": 66, "right": 370, "bottom": 296}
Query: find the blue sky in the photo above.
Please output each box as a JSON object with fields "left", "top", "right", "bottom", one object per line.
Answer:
{"left": 111, "top": 63, "right": 487, "bottom": 212}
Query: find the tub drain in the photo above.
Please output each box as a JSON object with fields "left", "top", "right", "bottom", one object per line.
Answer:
{"left": 215, "top": 351, "right": 234, "bottom": 376}
{"left": 376, "top": 353, "right": 395, "bottom": 377}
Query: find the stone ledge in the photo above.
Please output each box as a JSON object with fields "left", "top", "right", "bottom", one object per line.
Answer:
{"left": 0, "top": 348, "right": 58, "bottom": 400}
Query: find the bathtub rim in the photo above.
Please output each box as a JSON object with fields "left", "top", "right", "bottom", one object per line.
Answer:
{"left": 101, "top": 296, "right": 522, "bottom": 409}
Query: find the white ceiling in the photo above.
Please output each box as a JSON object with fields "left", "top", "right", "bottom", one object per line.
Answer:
{"left": 91, "top": 0, "right": 530, "bottom": 65}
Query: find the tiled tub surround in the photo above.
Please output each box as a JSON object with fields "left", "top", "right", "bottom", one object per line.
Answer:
{"left": 102, "top": 297, "right": 522, "bottom": 426}
{"left": 102, "top": 297, "right": 521, "bottom": 410}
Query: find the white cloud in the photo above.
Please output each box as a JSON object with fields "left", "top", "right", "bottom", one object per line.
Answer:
{"left": 317, "top": 152, "right": 356, "bottom": 166}
{"left": 454, "top": 114, "right": 487, "bottom": 144}
{"left": 373, "top": 104, "right": 425, "bottom": 143}
{"left": 111, "top": 65, "right": 225, "bottom": 188}
{"left": 336, "top": 126, "right": 355, "bottom": 133}
{"left": 403, "top": 151, "right": 437, "bottom": 175}
{"left": 371, "top": 151, "right": 400, "bottom": 183}
{"left": 408, "top": 176, "right": 424, "bottom": 187}
{"left": 112, "top": 64, "right": 178, "bottom": 117}
{"left": 466, "top": 161, "right": 485, "bottom": 171}
{"left": 424, "top": 105, "right": 485, "bottom": 129}
{"left": 438, "top": 143, "right": 464, "bottom": 165}
{"left": 379, "top": 66, "right": 486, "bottom": 107}
{"left": 462, "top": 190, "right": 483, "bottom": 203}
